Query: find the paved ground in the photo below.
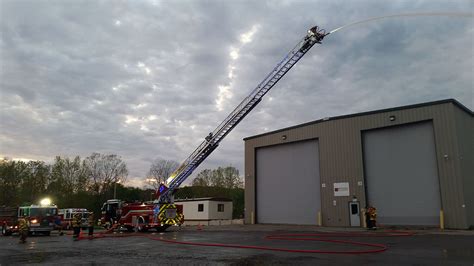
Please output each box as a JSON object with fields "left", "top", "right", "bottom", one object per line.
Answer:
{"left": 0, "top": 225, "right": 473, "bottom": 265}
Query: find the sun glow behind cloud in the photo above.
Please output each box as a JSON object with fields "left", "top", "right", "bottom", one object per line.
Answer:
{"left": 239, "top": 25, "right": 259, "bottom": 44}
{"left": 215, "top": 24, "right": 261, "bottom": 111}
{"left": 1, "top": 0, "right": 471, "bottom": 189}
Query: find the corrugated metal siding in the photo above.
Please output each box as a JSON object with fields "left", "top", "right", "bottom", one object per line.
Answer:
{"left": 454, "top": 106, "right": 474, "bottom": 228}
{"left": 244, "top": 101, "right": 472, "bottom": 229}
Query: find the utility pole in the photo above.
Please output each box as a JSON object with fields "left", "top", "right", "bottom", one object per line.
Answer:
{"left": 113, "top": 181, "right": 117, "bottom": 199}
{"left": 113, "top": 179, "right": 120, "bottom": 199}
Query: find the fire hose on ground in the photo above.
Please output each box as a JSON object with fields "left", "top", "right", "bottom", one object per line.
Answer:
{"left": 74, "top": 228, "right": 414, "bottom": 255}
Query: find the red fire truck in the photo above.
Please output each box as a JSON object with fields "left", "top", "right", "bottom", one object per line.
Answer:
{"left": 0, "top": 206, "right": 18, "bottom": 235}
{"left": 58, "top": 208, "right": 90, "bottom": 229}
{"left": 99, "top": 198, "right": 183, "bottom": 232}
{"left": 1, "top": 201, "right": 58, "bottom": 236}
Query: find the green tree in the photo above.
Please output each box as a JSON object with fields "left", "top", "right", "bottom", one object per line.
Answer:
{"left": 19, "top": 161, "right": 50, "bottom": 204}
{"left": 221, "top": 166, "right": 242, "bottom": 189}
{"left": 192, "top": 166, "right": 243, "bottom": 189}
{"left": 0, "top": 159, "right": 28, "bottom": 206}
{"left": 191, "top": 169, "right": 212, "bottom": 187}
{"left": 48, "top": 156, "right": 89, "bottom": 206}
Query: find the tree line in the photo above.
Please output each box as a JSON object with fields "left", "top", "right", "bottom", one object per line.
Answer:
{"left": 0, "top": 156, "right": 244, "bottom": 218}
{"left": 0, "top": 153, "right": 128, "bottom": 215}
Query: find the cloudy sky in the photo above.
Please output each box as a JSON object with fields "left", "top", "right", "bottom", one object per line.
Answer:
{"left": 1, "top": 0, "right": 472, "bottom": 187}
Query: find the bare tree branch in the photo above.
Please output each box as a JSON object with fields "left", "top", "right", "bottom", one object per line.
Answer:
{"left": 146, "top": 159, "right": 179, "bottom": 189}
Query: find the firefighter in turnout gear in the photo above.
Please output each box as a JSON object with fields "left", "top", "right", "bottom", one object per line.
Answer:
{"left": 88, "top": 212, "right": 94, "bottom": 239}
{"left": 72, "top": 212, "right": 82, "bottom": 241}
{"left": 18, "top": 217, "right": 29, "bottom": 244}
{"left": 367, "top": 206, "right": 377, "bottom": 230}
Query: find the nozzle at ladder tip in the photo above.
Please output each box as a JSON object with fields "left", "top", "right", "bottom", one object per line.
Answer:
{"left": 307, "top": 25, "right": 329, "bottom": 42}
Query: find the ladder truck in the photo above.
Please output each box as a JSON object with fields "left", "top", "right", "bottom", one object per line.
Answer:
{"left": 99, "top": 26, "right": 330, "bottom": 231}
{"left": 153, "top": 26, "right": 328, "bottom": 229}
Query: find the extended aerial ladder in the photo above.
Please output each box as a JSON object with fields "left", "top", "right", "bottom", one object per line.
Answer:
{"left": 155, "top": 26, "right": 328, "bottom": 220}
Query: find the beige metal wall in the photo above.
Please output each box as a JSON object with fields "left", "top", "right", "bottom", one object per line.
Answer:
{"left": 244, "top": 101, "right": 473, "bottom": 229}
{"left": 453, "top": 106, "right": 474, "bottom": 228}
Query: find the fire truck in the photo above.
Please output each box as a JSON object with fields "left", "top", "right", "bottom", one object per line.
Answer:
{"left": 58, "top": 208, "right": 90, "bottom": 229}
{"left": 99, "top": 198, "right": 183, "bottom": 232}
{"left": 0, "top": 206, "right": 18, "bottom": 236}
{"left": 101, "top": 26, "right": 328, "bottom": 231}
{"left": 1, "top": 200, "right": 58, "bottom": 236}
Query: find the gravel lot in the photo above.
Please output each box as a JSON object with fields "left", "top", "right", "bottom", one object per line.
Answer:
{"left": 1, "top": 225, "right": 473, "bottom": 265}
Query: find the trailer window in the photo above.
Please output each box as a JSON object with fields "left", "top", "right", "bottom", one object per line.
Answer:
{"left": 218, "top": 204, "right": 224, "bottom": 212}
{"left": 198, "top": 204, "right": 204, "bottom": 212}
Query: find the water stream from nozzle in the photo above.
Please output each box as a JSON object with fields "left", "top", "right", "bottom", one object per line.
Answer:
{"left": 329, "top": 12, "right": 473, "bottom": 34}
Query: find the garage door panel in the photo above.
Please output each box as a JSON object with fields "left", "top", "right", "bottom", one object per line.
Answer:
{"left": 256, "top": 140, "right": 320, "bottom": 225}
{"left": 363, "top": 122, "right": 440, "bottom": 225}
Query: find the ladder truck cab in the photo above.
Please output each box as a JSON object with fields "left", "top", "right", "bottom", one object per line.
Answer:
{"left": 99, "top": 198, "right": 183, "bottom": 232}
{"left": 100, "top": 199, "right": 122, "bottom": 229}
{"left": 152, "top": 25, "right": 328, "bottom": 229}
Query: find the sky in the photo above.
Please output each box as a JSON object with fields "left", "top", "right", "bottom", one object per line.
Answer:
{"left": 1, "top": 0, "right": 472, "bottom": 188}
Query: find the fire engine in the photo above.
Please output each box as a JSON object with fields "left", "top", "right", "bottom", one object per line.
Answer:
{"left": 58, "top": 208, "right": 90, "bottom": 229}
{"left": 1, "top": 198, "right": 58, "bottom": 236}
{"left": 101, "top": 26, "right": 327, "bottom": 231}
{"left": 0, "top": 206, "right": 18, "bottom": 236}
{"left": 99, "top": 198, "right": 183, "bottom": 232}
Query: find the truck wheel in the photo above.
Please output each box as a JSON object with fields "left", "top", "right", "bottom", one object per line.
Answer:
{"left": 104, "top": 219, "right": 113, "bottom": 230}
{"left": 2, "top": 225, "right": 11, "bottom": 236}
{"left": 136, "top": 217, "right": 147, "bottom": 232}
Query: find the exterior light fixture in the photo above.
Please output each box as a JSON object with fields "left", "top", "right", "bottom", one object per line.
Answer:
{"left": 40, "top": 198, "right": 52, "bottom": 206}
{"left": 281, "top": 135, "right": 287, "bottom": 140}
{"left": 389, "top": 115, "right": 396, "bottom": 121}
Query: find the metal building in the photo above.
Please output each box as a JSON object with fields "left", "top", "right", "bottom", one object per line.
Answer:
{"left": 243, "top": 99, "right": 473, "bottom": 229}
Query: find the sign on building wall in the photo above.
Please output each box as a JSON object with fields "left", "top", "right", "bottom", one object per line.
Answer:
{"left": 334, "top": 182, "right": 350, "bottom": 197}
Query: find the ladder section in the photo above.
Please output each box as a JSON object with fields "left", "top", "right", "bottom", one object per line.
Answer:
{"left": 160, "top": 26, "right": 328, "bottom": 203}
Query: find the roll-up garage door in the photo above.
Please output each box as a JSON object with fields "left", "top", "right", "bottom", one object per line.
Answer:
{"left": 256, "top": 140, "right": 320, "bottom": 224}
{"left": 363, "top": 122, "right": 441, "bottom": 225}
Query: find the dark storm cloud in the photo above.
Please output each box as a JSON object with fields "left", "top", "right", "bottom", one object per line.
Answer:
{"left": 1, "top": 0, "right": 472, "bottom": 187}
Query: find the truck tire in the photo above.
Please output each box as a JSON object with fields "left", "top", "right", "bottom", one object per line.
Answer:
{"left": 2, "top": 225, "right": 12, "bottom": 236}
{"left": 104, "top": 218, "right": 113, "bottom": 230}
{"left": 136, "top": 217, "right": 147, "bottom": 232}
